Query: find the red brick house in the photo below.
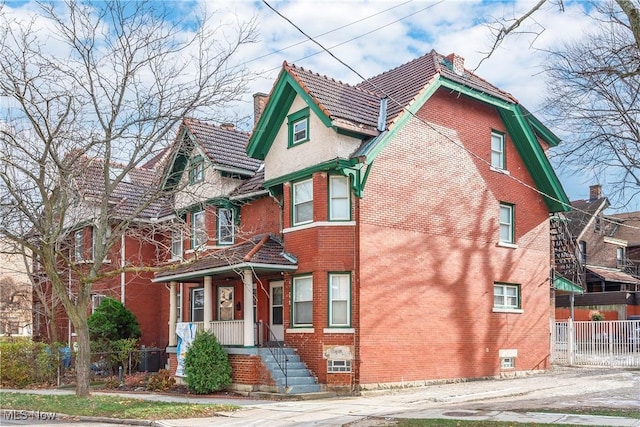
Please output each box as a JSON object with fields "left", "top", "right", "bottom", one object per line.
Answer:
{"left": 151, "top": 50, "right": 570, "bottom": 394}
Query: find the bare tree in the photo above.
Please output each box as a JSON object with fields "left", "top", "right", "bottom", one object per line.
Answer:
{"left": 482, "top": 0, "right": 639, "bottom": 206}
{"left": 0, "top": 0, "right": 257, "bottom": 397}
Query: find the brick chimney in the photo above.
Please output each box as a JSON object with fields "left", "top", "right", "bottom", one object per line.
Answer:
{"left": 253, "top": 92, "right": 269, "bottom": 126}
{"left": 589, "top": 184, "right": 602, "bottom": 201}
{"left": 445, "top": 53, "right": 465, "bottom": 76}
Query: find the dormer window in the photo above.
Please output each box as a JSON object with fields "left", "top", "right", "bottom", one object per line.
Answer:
{"left": 288, "top": 107, "right": 310, "bottom": 147}
{"left": 189, "top": 156, "right": 204, "bottom": 184}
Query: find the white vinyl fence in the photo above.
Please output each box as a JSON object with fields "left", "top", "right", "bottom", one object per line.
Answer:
{"left": 552, "top": 319, "right": 640, "bottom": 367}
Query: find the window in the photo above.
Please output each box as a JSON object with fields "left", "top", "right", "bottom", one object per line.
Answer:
{"left": 329, "top": 176, "right": 350, "bottom": 220}
{"left": 171, "top": 227, "right": 183, "bottom": 260}
{"left": 91, "top": 294, "right": 106, "bottom": 313}
{"left": 91, "top": 226, "right": 96, "bottom": 261}
{"left": 287, "top": 108, "right": 310, "bottom": 146}
{"left": 176, "top": 284, "right": 182, "bottom": 322}
{"left": 218, "top": 286, "right": 234, "bottom": 321}
{"left": 501, "top": 357, "right": 515, "bottom": 369}
{"left": 494, "top": 283, "right": 520, "bottom": 310}
{"left": 499, "top": 203, "right": 514, "bottom": 244}
{"left": 217, "top": 208, "right": 234, "bottom": 245}
{"left": 327, "top": 359, "right": 351, "bottom": 373}
{"left": 617, "top": 247, "right": 624, "bottom": 262}
{"left": 293, "top": 179, "right": 313, "bottom": 225}
{"left": 191, "top": 210, "right": 207, "bottom": 249}
{"left": 293, "top": 275, "right": 313, "bottom": 326}
{"left": 74, "top": 229, "right": 83, "bottom": 261}
{"left": 189, "top": 156, "right": 204, "bottom": 184}
{"left": 191, "top": 288, "right": 204, "bottom": 322}
{"left": 329, "top": 273, "right": 350, "bottom": 327}
{"left": 491, "top": 131, "right": 505, "bottom": 170}
{"left": 579, "top": 241, "right": 587, "bottom": 264}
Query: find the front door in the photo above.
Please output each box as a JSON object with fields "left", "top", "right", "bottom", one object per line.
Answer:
{"left": 269, "top": 280, "right": 284, "bottom": 341}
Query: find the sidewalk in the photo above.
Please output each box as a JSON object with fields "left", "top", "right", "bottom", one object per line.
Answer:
{"left": 3, "top": 387, "right": 640, "bottom": 426}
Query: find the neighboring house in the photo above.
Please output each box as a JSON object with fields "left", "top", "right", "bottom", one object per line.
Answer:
{"left": 0, "top": 239, "right": 32, "bottom": 336}
{"left": 151, "top": 50, "right": 570, "bottom": 394}
{"left": 555, "top": 185, "right": 640, "bottom": 320}
{"left": 32, "top": 155, "right": 172, "bottom": 348}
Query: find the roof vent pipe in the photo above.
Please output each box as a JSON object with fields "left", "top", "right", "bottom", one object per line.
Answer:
{"left": 377, "top": 98, "right": 388, "bottom": 132}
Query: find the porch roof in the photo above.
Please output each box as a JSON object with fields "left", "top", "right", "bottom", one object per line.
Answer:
{"left": 587, "top": 265, "right": 640, "bottom": 284}
{"left": 152, "top": 234, "right": 297, "bottom": 283}
{"left": 553, "top": 275, "right": 584, "bottom": 294}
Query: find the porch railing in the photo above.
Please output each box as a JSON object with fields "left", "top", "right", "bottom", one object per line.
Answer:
{"left": 176, "top": 320, "right": 262, "bottom": 347}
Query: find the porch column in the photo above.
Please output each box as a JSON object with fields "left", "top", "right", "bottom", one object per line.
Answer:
{"left": 242, "top": 269, "right": 254, "bottom": 347}
{"left": 168, "top": 281, "right": 177, "bottom": 346}
{"left": 203, "top": 276, "right": 213, "bottom": 329}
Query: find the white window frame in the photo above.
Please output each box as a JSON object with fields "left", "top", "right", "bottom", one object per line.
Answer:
{"left": 293, "top": 179, "right": 313, "bottom": 226}
{"left": 491, "top": 131, "right": 505, "bottom": 170}
{"left": 191, "top": 210, "right": 207, "bottom": 249}
{"left": 329, "top": 273, "right": 350, "bottom": 327}
{"left": 74, "top": 229, "right": 84, "bottom": 261}
{"left": 292, "top": 275, "right": 313, "bottom": 327}
{"left": 501, "top": 357, "right": 515, "bottom": 369}
{"left": 191, "top": 288, "right": 204, "bottom": 322}
{"left": 176, "top": 284, "right": 183, "bottom": 322}
{"left": 171, "top": 227, "right": 183, "bottom": 260}
{"left": 493, "top": 283, "right": 520, "bottom": 311}
{"left": 293, "top": 118, "right": 308, "bottom": 144}
{"left": 329, "top": 176, "right": 350, "bottom": 221}
{"left": 217, "top": 208, "right": 234, "bottom": 245}
{"left": 91, "top": 294, "right": 106, "bottom": 313}
{"left": 327, "top": 359, "right": 351, "bottom": 373}
{"left": 499, "top": 203, "right": 514, "bottom": 244}
{"left": 189, "top": 156, "right": 204, "bottom": 184}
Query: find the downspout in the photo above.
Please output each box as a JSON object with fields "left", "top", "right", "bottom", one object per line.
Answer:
{"left": 121, "top": 233, "right": 125, "bottom": 304}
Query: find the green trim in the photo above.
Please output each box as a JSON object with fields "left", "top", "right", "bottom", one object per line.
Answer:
{"left": 327, "top": 272, "right": 352, "bottom": 328}
{"left": 498, "top": 106, "right": 569, "bottom": 212}
{"left": 189, "top": 155, "right": 204, "bottom": 184}
{"left": 287, "top": 107, "right": 310, "bottom": 147}
{"left": 161, "top": 127, "right": 193, "bottom": 191}
{"left": 291, "top": 273, "right": 313, "bottom": 328}
{"left": 263, "top": 158, "right": 358, "bottom": 189}
{"left": 216, "top": 207, "right": 235, "bottom": 246}
{"left": 247, "top": 71, "right": 331, "bottom": 160}
{"left": 291, "top": 178, "right": 313, "bottom": 226}
{"left": 554, "top": 275, "right": 584, "bottom": 294}
{"left": 328, "top": 174, "right": 352, "bottom": 221}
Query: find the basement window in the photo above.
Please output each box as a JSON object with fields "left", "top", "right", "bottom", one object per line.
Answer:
{"left": 501, "top": 357, "right": 515, "bottom": 369}
{"left": 327, "top": 359, "right": 351, "bottom": 373}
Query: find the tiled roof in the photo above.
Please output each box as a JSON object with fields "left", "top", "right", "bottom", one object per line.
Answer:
{"left": 74, "top": 157, "right": 170, "bottom": 220}
{"left": 284, "top": 50, "right": 518, "bottom": 133}
{"left": 564, "top": 197, "right": 609, "bottom": 239}
{"left": 229, "top": 167, "right": 266, "bottom": 199}
{"left": 183, "top": 118, "right": 261, "bottom": 173}
{"left": 587, "top": 265, "right": 640, "bottom": 284}
{"left": 153, "top": 234, "right": 296, "bottom": 281}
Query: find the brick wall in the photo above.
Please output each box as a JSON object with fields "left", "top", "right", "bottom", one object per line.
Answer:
{"left": 357, "top": 88, "right": 552, "bottom": 385}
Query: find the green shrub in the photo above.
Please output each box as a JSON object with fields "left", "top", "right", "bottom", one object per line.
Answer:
{"left": 146, "top": 369, "right": 176, "bottom": 391}
{"left": 0, "top": 339, "right": 59, "bottom": 387}
{"left": 88, "top": 297, "right": 141, "bottom": 341}
{"left": 184, "top": 331, "right": 231, "bottom": 394}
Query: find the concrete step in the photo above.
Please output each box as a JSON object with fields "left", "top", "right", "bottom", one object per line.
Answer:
{"left": 274, "top": 376, "right": 317, "bottom": 386}
{"left": 286, "top": 383, "right": 321, "bottom": 394}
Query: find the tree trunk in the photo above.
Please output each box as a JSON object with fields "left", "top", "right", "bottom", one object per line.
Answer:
{"left": 72, "top": 313, "right": 91, "bottom": 397}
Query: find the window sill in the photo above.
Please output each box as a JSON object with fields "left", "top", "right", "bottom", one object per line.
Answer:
{"left": 497, "top": 241, "right": 518, "bottom": 249}
{"left": 284, "top": 221, "right": 356, "bottom": 233}
{"left": 286, "top": 328, "right": 314, "bottom": 333}
{"left": 492, "top": 308, "right": 524, "bottom": 314}
{"left": 490, "top": 166, "right": 510, "bottom": 175}
{"left": 323, "top": 328, "right": 354, "bottom": 334}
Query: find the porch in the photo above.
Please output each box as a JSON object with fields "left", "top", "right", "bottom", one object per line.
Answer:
{"left": 177, "top": 320, "right": 265, "bottom": 347}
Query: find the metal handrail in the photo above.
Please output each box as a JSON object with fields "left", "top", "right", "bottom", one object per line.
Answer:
{"left": 263, "top": 324, "right": 288, "bottom": 390}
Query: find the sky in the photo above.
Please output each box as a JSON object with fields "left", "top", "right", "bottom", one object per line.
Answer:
{"left": 1, "top": 0, "right": 635, "bottom": 210}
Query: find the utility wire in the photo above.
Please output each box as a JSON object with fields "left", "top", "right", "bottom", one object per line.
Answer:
{"left": 261, "top": 0, "right": 640, "bottom": 233}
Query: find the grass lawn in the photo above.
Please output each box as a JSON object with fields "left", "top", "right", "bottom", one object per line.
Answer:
{"left": 0, "top": 392, "right": 239, "bottom": 420}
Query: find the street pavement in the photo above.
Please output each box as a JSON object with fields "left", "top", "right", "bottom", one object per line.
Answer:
{"left": 2, "top": 366, "right": 639, "bottom": 426}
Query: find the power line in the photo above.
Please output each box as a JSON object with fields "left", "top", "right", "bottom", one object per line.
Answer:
{"left": 261, "top": 0, "right": 640, "bottom": 233}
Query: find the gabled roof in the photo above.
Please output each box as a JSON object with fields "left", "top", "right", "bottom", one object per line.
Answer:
{"left": 609, "top": 211, "right": 640, "bottom": 246}
{"left": 564, "top": 197, "right": 610, "bottom": 239}
{"left": 162, "top": 119, "right": 261, "bottom": 190}
{"left": 247, "top": 50, "right": 570, "bottom": 212}
{"left": 229, "top": 167, "right": 267, "bottom": 200}
{"left": 152, "top": 234, "right": 297, "bottom": 282}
